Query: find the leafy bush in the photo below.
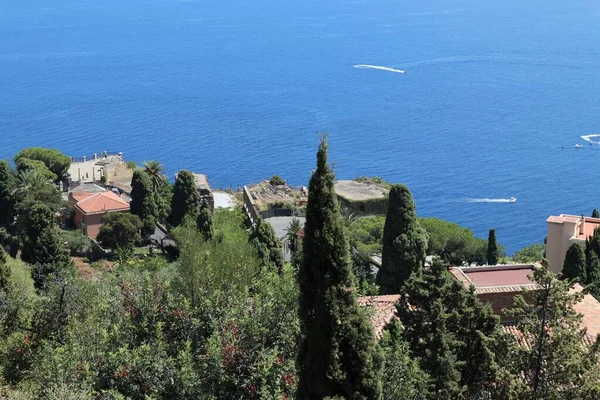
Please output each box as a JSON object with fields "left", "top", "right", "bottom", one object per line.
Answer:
{"left": 512, "top": 243, "right": 545, "bottom": 263}
{"left": 354, "top": 176, "right": 391, "bottom": 188}
{"left": 126, "top": 160, "right": 137, "bottom": 170}
{"left": 269, "top": 175, "right": 285, "bottom": 186}
{"left": 61, "top": 230, "right": 91, "bottom": 256}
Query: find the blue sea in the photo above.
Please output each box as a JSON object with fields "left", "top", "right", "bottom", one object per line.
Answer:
{"left": 2, "top": 0, "right": 600, "bottom": 254}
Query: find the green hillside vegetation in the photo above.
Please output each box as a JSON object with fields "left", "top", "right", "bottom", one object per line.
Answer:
{"left": 0, "top": 143, "right": 599, "bottom": 399}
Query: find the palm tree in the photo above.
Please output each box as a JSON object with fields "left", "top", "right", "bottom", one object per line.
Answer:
{"left": 285, "top": 217, "right": 303, "bottom": 252}
{"left": 12, "top": 169, "right": 53, "bottom": 199}
{"left": 340, "top": 206, "right": 357, "bottom": 229}
{"left": 143, "top": 160, "right": 167, "bottom": 192}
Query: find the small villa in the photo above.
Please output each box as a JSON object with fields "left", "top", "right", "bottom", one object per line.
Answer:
{"left": 546, "top": 214, "right": 600, "bottom": 273}
{"left": 74, "top": 191, "right": 130, "bottom": 239}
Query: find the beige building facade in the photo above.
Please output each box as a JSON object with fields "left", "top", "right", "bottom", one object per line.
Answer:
{"left": 546, "top": 214, "right": 600, "bottom": 274}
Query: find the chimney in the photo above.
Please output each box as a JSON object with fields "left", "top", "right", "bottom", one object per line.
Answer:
{"left": 580, "top": 215, "right": 585, "bottom": 236}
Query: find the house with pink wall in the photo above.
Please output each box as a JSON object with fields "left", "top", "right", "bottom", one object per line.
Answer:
{"left": 74, "top": 191, "right": 130, "bottom": 239}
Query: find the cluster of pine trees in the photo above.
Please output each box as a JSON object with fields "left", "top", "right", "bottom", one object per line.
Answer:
{"left": 1, "top": 141, "right": 599, "bottom": 399}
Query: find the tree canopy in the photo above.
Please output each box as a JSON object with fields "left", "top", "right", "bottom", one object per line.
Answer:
{"left": 562, "top": 242, "right": 586, "bottom": 283}
{"left": 297, "top": 136, "right": 383, "bottom": 399}
{"left": 169, "top": 170, "right": 200, "bottom": 227}
{"left": 377, "top": 184, "right": 428, "bottom": 294}
{"left": 97, "top": 213, "right": 142, "bottom": 250}
{"left": 487, "top": 229, "right": 499, "bottom": 265}
{"left": 130, "top": 169, "right": 158, "bottom": 238}
{"left": 14, "top": 147, "right": 71, "bottom": 181}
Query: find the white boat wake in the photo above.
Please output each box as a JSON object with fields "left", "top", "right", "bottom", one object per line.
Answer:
{"left": 581, "top": 134, "right": 600, "bottom": 144}
{"left": 354, "top": 64, "right": 406, "bottom": 74}
{"left": 468, "top": 198, "right": 516, "bottom": 203}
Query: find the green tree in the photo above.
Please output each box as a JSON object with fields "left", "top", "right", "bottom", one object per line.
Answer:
{"left": 513, "top": 243, "right": 545, "bottom": 263}
{"left": 297, "top": 136, "right": 383, "bottom": 400}
{"left": 487, "top": 229, "right": 499, "bottom": 265}
{"left": 97, "top": 213, "right": 142, "bottom": 250}
{"left": 168, "top": 170, "right": 200, "bottom": 227}
{"left": 380, "top": 320, "right": 429, "bottom": 400}
{"left": 397, "top": 261, "right": 500, "bottom": 398}
{"left": 12, "top": 169, "right": 63, "bottom": 214}
{"left": 593, "top": 209, "right": 599, "bottom": 218}
{"left": 14, "top": 147, "right": 71, "bottom": 181}
{"left": 420, "top": 217, "right": 488, "bottom": 265}
{"left": 377, "top": 184, "right": 428, "bottom": 294}
{"left": 19, "top": 204, "right": 72, "bottom": 288}
{"left": 585, "top": 226, "right": 600, "bottom": 283}
{"left": 0, "top": 249, "right": 9, "bottom": 293}
{"left": 196, "top": 199, "right": 213, "bottom": 241}
{"left": 497, "top": 263, "right": 600, "bottom": 399}
{"left": 0, "top": 160, "right": 15, "bottom": 226}
{"left": 249, "top": 218, "right": 284, "bottom": 271}
{"left": 130, "top": 169, "right": 158, "bottom": 238}
{"left": 142, "top": 160, "right": 167, "bottom": 192}
{"left": 285, "top": 217, "right": 302, "bottom": 253}
{"left": 15, "top": 157, "right": 57, "bottom": 182}
{"left": 562, "top": 243, "right": 586, "bottom": 283}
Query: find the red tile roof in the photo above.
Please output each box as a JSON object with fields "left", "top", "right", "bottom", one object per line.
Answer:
{"left": 71, "top": 193, "right": 95, "bottom": 203}
{"left": 75, "top": 191, "right": 129, "bottom": 215}
{"left": 358, "top": 295, "right": 401, "bottom": 337}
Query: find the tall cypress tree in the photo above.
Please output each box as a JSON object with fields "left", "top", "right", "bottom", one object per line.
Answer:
{"left": 249, "top": 217, "right": 284, "bottom": 271}
{"left": 376, "top": 184, "right": 428, "bottom": 294}
{"left": 0, "top": 161, "right": 15, "bottom": 227}
{"left": 20, "top": 204, "right": 72, "bottom": 288}
{"left": 397, "top": 260, "right": 499, "bottom": 398}
{"left": 297, "top": 136, "right": 383, "bottom": 399}
{"left": 562, "top": 243, "right": 586, "bottom": 283}
{"left": 196, "top": 199, "right": 213, "bottom": 241}
{"left": 593, "top": 209, "right": 599, "bottom": 218}
{"left": 0, "top": 249, "right": 9, "bottom": 293}
{"left": 487, "top": 229, "right": 498, "bottom": 265}
{"left": 130, "top": 169, "right": 158, "bottom": 237}
{"left": 585, "top": 227, "right": 600, "bottom": 284}
{"left": 169, "top": 170, "right": 200, "bottom": 228}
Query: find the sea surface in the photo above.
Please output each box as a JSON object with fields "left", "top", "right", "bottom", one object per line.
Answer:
{"left": 2, "top": 0, "right": 600, "bottom": 254}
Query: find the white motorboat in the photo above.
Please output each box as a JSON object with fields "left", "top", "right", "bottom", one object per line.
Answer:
{"left": 575, "top": 144, "right": 583, "bottom": 148}
{"left": 509, "top": 197, "right": 517, "bottom": 202}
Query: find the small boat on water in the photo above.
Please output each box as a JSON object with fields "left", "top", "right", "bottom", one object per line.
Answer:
{"left": 575, "top": 144, "right": 583, "bottom": 148}
{"left": 509, "top": 197, "right": 517, "bottom": 202}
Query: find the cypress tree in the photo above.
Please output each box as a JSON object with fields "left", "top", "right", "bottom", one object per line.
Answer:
{"left": 0, "top": 249, "right": 9, "bottom": 293}
{"left": 169, "top": 170, "right": 200, "bottom": 227}
{"left": 130, "top": 169, "right": 158, "bottom": 237}
{"left": 20, "top": 204, "right": 72, "bottom": 288}
{"left": 593, "top": 209, "right": 599, "bottom": 218}
{"left": 487, "top": 229, "right": 498, "bottom": 265}
{"left": 585, "top": 227, "right": 600, "bottom": 284}
{"left": 397, "top": 260, "right": 499, "bottom": 398}
{"left": 297, "top": 136, "right": 383, "bottom": 399}
{"left": 562, "top": 243, "right": 586, "bottom": 283}
{"left": 249, "top": 217, "right": 284, "bottom": 271}
{"left": 376, "top": 184, "right": 428, "bottom": 294}
{"left": 196, "top": 199, "right": 213, "bottom": 241}
{"left": 0, "top": 161, "right": 15, "bottom": 227}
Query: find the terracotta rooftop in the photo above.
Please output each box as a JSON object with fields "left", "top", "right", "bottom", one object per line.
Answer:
{"left": 502, "top": 285, "right": 600, "bottom": 348}
{"left": 450, "top": 264, "right": 539, "bottom": 294}
{"left": 358, "top": 295, "right": 401, "bottom": 337}
{"left": 75, "top": 191, "right": 130, "bottom": 215}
